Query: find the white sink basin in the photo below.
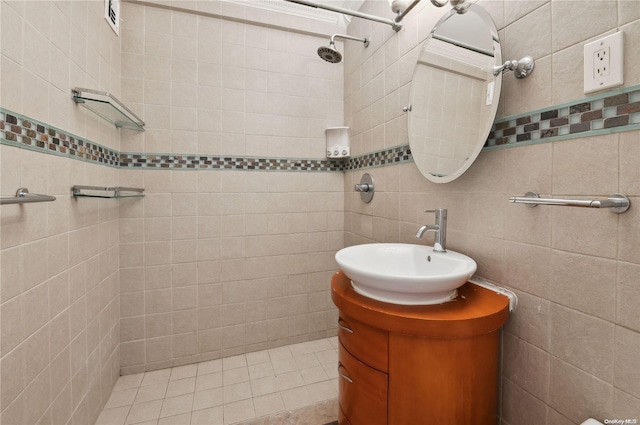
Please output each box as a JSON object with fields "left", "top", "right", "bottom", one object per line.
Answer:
{"left": 335, "top": 243, "right": 477, "bottom": 305}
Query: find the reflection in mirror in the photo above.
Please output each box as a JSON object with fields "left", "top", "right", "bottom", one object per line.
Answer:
{"left": 408, "top": 4, "right": 502, "bottom": 183}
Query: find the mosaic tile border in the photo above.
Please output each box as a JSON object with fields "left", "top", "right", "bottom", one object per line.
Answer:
{"left": 117, "top": 145, "right": 413, "bottom": 172}
{"left": 343, "top": 145, "right": 412, "bottom": 171}
{"left": 0, "top": 108, "right": 413, "bottom": 173}
{"left": 485, "top": 85, "right": 640, "bottom": 148}
{"left": 119, "top": 152, "right": 345, "bottom": 172}
{"left": 4, "top": 83, "right": 640, "bottom": 174}
{"left": 0, "top": 109, "right": 346, "bottom": 172}
{"left": 0, "top": 110, "right": 120, "bottom": 166}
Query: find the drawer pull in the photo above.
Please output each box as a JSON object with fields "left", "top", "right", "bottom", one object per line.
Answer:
{"left": 338, "top": 318, "right": 354, "bottom": 333}
{"left": 338, "top": 363, "right": 353, "bottom": 383}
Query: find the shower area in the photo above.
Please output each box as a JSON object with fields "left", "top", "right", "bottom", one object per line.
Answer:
{"left": 113, "top": 1, "right": 346, "bottom": 373}
{"left": 0, "top": 0, "right": 359, "bottom": 423}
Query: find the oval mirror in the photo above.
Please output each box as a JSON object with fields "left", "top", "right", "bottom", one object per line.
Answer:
{"left": 408, "top": 4, "right": 501, "bottom": 183}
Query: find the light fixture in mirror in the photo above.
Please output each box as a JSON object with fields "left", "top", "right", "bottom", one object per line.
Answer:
{"left": 407, "top": 4, "right": 501, "bottom": 183}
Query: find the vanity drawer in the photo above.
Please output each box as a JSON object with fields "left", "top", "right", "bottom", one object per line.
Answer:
{"left": 338, "top": 406, "right": 352, "bottom": 425}
{"left": 338, "top": 341, "right": 388, "bottom": 425}
{"left": 338, "top": 314, "right": 388, "bottom": 372}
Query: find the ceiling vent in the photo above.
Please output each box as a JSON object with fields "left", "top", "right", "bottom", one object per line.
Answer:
{"left": 104, "top": 0, "right": 120, "bottom": 35}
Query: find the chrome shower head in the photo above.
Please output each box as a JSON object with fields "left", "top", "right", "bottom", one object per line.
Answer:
{"left": 317, "top": 34, "right": 369, "bottom": 64}
{"left": 318, "top": 41, "right": 343, "bottom": 63}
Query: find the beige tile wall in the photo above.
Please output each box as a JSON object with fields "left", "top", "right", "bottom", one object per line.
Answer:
{"left": 6, "top": 0, "right": 638, "bottom": 422}
{"left": 118, "top": 168, "right": 343, "bottom": 374}
{"left": 119, "top": 2, "right": 344, "bottom": 159}
{"left": 0, "top": 1, "right": 123, "bottom": 424}
{"left": 117, "top": 2, "right": 344, "bottom": 373}
{"left": 344, "top": 0, "right": 640, "bottom": 423}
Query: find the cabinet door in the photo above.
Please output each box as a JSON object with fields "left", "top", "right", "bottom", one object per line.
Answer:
{"left": 338, "top": 314, "right": 388, "bottom": 372}
{"left": 339, "top": 405, "right": 353, "bottom": 425}
{"left": 388, "top": 332, "right": 500, "bottom": 425}
{"left": 338, "top": 341, "right": 388, "bottom": 425}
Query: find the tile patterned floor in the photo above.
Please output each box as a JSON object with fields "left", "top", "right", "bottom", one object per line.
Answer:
{"left": 96, "top": 337, "right": 339, "bottom": 425}
{"left": 240, "top": 399, "right": 338, "bottom": 425}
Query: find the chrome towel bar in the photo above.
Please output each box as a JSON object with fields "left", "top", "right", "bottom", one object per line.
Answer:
{"left": 509, "top": 192, "right": 630, "bottom": 213}
{"left": 0, "top": 188, "right": 56, "bottom": 205}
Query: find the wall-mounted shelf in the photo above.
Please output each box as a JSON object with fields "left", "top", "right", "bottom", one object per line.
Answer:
{"left": 72, "top": 88, "right": 145, "bottom": 131}
{"left": 72, "top": 186, "right": 145, "bottom": 199}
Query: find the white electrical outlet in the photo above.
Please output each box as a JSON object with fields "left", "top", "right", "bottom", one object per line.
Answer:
{"left": 584, "top": 32, "right": 623, "bottom": 94}
{"left": 594, "top": 47, "right": 610, "bottom": 77}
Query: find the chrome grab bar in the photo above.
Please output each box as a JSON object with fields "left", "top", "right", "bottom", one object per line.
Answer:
{"left": 283, "top": 0, "right": 406, "bottom": 31}
{"left": 1, "top": 188, "right": 56, "bottom": 205}
{"left": 509, "top": 192, "right": 630, "bottom": 213}
{"left": 394, "top": 0, "right": 421, "bottom": 24}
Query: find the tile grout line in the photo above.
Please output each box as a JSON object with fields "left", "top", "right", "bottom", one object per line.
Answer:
{"left": 97, "top": 336, "right": 339, "bottom": 425}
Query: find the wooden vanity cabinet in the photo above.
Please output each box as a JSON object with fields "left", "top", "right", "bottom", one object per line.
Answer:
{"left": 338, "top": 341, "right": 387, "bottom": 425}
{"left": 331, "top": 271, "right": 510, "bottom": 425}
{"left": 338, "top": 314, "right": 388, "bottom": 372}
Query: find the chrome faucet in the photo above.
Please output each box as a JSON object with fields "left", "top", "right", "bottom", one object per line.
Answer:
{"left": 416, "top": 209, "right": 447, "bottom": 252}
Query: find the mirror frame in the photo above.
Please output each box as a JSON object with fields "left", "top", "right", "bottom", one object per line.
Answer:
{"left": 408, "top": 4, "right": 502, "bottom": 183}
